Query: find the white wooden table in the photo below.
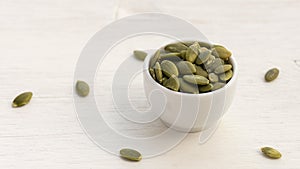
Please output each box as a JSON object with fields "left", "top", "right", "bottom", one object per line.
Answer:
{"left": 1, "top": 0, "right": 299, "bottom": 168}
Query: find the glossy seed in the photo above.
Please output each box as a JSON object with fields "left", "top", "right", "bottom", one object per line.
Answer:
{"left": 208, "top": 73, "right": 219, "bottom": 83}
{"left": 261, "top": 147, "right": 282, "bottom": 159}
{"left": 133, "top": 50, "right": 147, "bottom": 61}
{"left": 176, "top": 61, "right": 196, "bottom": 75}
{"left": 149, "top": 68, "right": 156, "bottom": 80}
{"left": 12, "top": 92, "right": 33, "bottom": 108}
{"left": 199, "top": 83, "right": 214, "bottom": 92}
{"left": 186, "top": 42, "right": 200, "bottom": 63}
{"left": 164, "top": 42, "right": 188, "bottom": 52}
{"left": 76, "top": 80, "right": 90, "bottom": 97}
{"left": 161, "top": 60, "right": 179, "bottom": 77}
{"left": 213, "top": 45, "right": 232, "bottom": 59}
{"left": 212, "top": 82, "right": 226, "bottom": 90}
{"left": 120, "top": 148, "right": 142, "bottom": 161}
{"left": 149, "top": 50, "right": 161, "bottom": 68}
{"left": 154, "top": 62, "right": 163, "bottom": 83}
{"left": 195, "top": 47, "right": 211, "bottom": 65}
{"left": 265, "top": 68, "right": 279, "bottom": 82}
{"left": 183, "top": 75, "right": 209, "bottom": 85}
{"left": 195, "top": 65, "right": 208, "bottom": 77}
{"left": 215, "top": 64, "right": 232, "bottom": 74}
{"left": 179, "top": 78, "right": 199, "bottom": 94}
{"left": 219, "top": 70, "right": 233, "bottom": 81}
{"left": 163, "top": 75, "right": 180, "bottom": 91}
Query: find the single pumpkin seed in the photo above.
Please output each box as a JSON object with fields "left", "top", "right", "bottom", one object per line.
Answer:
{"left": 215, "top": 64, "right": 232, "bottom": 74}
{"left": 213, "top": 45, "right": 232, "bottom": 59}
{"left": 133, "top": 50, "right": 147, "bottom": 61}
{"left": 219, "top": 70, "right": 233, "bottom": 81}
{"left": 265, "top": 68, "right": 279, "bottom": 82}
{"left": 179, "top": 78, "right": 199, "bottom": 94}
{"left": 195, "top": 65, "right": 208, "bottom": 77}
{"left": 176, "top": 61, "right": 196, "bottom": 75}
{"left": 164, "top": 42, "right": 188, "bottom": 52}
{"left": 212, "top": 82, "right": 226, "bottom": 90}
{"left": 261, "top": 147, "right": 282, "bottom": 159}
{"left": 183, "top": 75, "right": 209, "bottom": 85}
{"left": 208, "top": 73, "right": 219, "bottom": 83}
{"left": 120, "top": 148, "right": 142, "bottom": 161}
{"left": 149, "top": 50, "right": 161, "bottom": 68}
{"left": 163, "top": 75, "right": 180, "bottom": 91}
{"left": 149, "top": 68, "right": 156, "bottom": 80}
{"left": 195, "top": 48, "right": 211, "bottom": 65}
{"left": 76, "top": 80, "right": 90, "bottom": 97}
{"left": 199, "top": 83, "right": 214, "bottom": 92}
{"left": 161, "top": 60, "right": 179, "bottom": 77}
{"left": 12, "top": 92, "right": 33, "bottom": 108}
{"left": 154, "top": 62, "right": 163, "bottom": 83}
{"left": 186, "top": 42, "right": 200, "bottom": 63}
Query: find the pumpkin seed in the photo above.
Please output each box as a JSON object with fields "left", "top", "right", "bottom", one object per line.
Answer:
{"left": 163, "top": 75, "right": 180, "bottom": 91}
{"left": 195, "top": 47, "right": 211, "bottom": 65}
{"left": 195, "top": 65, "right": 208, "bottom": 77}
{"left": 76, "top": 80, "right": 90, "bottom": 97}
{"left": 213, "top": 45, "right": 232, "bottom": 59}
{"left": 12, "top": 92, "right": 33, "bottom": 108}
{"left": 179, "top": 78, "right": 199, "bottom": 94}
{"left": 183, "top": 75, "right": 209, "bottom": 85}
{"left": 149, "top": 68, "right": 156, "bottom": 80}
{"left": 183, "top": 41, "right": 212, "bottom": 49}
{"left": 208, "top": 58, "right": 224, "bottom": 71}
{"left": 164, "top": 42, "right": 188, "bottom": 52}
{"left": 215, "top": 64, "right": 232, "bottom": 74}
{"left": 149, "top": 50, "right": 161, "bottom": 68}
{"left": 161, "top": 60, "right": 179, "bottom": 77}
{"left": 199, "top": 83, "right": 214, "bottom": 92}
{"left": 203, "top": 54, "right": 216, "bottom": 68}
{"left": 212, "top": 82, "right": 226, "bottom": 90}
{"left": 176, "top": 61, "right": 196, "bottom": 75}
{"left": 261, "top": 147, "right": 282, "bottom": 159}
{"left": 179, "top": 50, "right": 186, "bottom": 59}
{"left": 265, "top": 68, "right": 279, "bottom": 82}
{"left": 186, "top": 42, "right": 200, "bottom": 63}
{"left": 208, "top": 73, "right": 219, "bottom": 83}
{"left": 154, "top": 62, "right": 163, "bottom": 83}
{"left": 219, "top": 70, "right": 233, "bottom": 81}
{"left": 133, "top": 50, "right": 147, "bottom": 61}
{"left": 120, "top": 148, "right": 142, "bottom": 161}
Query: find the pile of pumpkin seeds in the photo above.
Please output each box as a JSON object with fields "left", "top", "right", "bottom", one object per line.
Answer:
{"left": 149, "top": 41, "right": 233, "bottom": 94}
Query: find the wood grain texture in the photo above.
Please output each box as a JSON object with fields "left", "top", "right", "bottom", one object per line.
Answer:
{"left": 1, "top": 0, "right": 300, "bottom": 168}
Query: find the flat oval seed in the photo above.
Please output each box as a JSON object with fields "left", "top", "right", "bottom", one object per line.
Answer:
{"left": 208, "top": 73, "right": 219, "bottom": 83}
{"left": 212, "top": 82, "right": 226, "bottom": 90}
{"left": 214, "top": 64, "right": 232, "bottom": 74}
{"left": 186, "top": 42, "right": 200, "bottom": 63}
{"left": 76, "top": 80, "right": 90, "bottom": 97}
{"left": 176, "top": 61, "right": 196, "bottom": 75}
{"left": 179, "top": 78, "right": 199, "bottom": 94}
{"left": 133, "top": 50, "right": 147, "bottom": 61}
{"left": 203, "top": 54, "right": 216, "bottom": 69}
{"left": 195, "top": 65, "right": 208, "bottom": 77}
{"left": 183, "top": 75, "right": 209, "bottom": 85}
{"left": 161, "top": 60, "right": 179, "bottom": 77}
{"left": 149, "top": 68, "right": 156, "bottom": 80}
{"left": 12, "top": 92, "right": 33, "bottom": 108}
{"left": 213, "top": 45, "right": 232, "bottom": 59}
{"left": 163, "top": 75, "right": 180, "bottom": 91}
{"left": 219, "top": 70, "right": 233, "bottom": 81}
{"left": 265, "top": 68, "right": 279, "bottom": 82}
{"left": 120, "top": 148, "right": 142, "bottom": 161}
{"left": 195, "top": 48, "right": 211, "bottom": 65}
{"left": 199, "top": 83, "right": 214, "bottom": 92}
{"left": 149, "top": 50, "right": 161, "bottom": 68}
{"left": 208, "top": 58, "right": 224, "bottom": 71}
{"left": 154, "top": 62, "right": 163, "bottom": 83}
{"left": 261, "top": 147, "right": 282, "bottom": 159}
{"left": 164, "top": 42, "right": 188, "bottom": 52}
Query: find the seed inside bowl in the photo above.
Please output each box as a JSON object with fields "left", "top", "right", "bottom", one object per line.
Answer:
{"left": 148, "top": 41, "right": 233, "bottom": 94}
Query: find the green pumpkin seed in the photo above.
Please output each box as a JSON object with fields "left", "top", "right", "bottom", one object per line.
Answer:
{"left": 176, "top": 61, "right": 196, "bottom": 75}
{"left": 219, "top": 70, "right": 233, "bottom": 81}
{"left": 183, "top": 41, "right": 212, "bottom": 49}
{"left": 265, "top": 68, "right": 279, "bottom": 82}
{"left": 149, "top": 68, "right": 156, "bottom": 80}
{"left": 212, "top": 82, "right": 226, "bottom": 90}
{"left": 208, "top": 58, "right": 224, "bottom": 71}
{"left": 163, "top": 75, "right": 180, "bottom": 91}
{"left": 179, "top": 50, "right": 186, "bottom": 59}
{"left": 120, "top": 148, "right": 142, "bottom": 161}
{"left": 149, "top": 50, "right": 161, "bottom": 68}
{"left": 214, "top": 64, "right": 232, "bottom": 74}
{"left": 195, "top": 48, "right": 211, "bottom": 65}
{"left": 261, "top": 147, "right": 282, "bottom": 159}
{"left": 133, "top": 50, "right": 147, "bottom": 61}
{"left": 161, "top": 60, "right": 179, "bottom": 77}
{"left": 208, "top": 73, "right": 219, "bottom": 83}
{"left": 186, "top": 42, "right": 200, "bottom": 63}
{"left": 195, "top": 65, "right": 208, "bottom": 77}
{"left": 76, "top": 80, "right": 90, "bottom": 97}
{"left": 183, "top": 75, "right": 209, "bottom": 85}
{"left": 12, "top": 92, "right": 33, "bottom": 108}
{"left": 213, "top": 45, "right": 232, "bottom": 59}
{"left": 203, "top": 54, "right": 216, "bottom": 68}
{"left": 179, "top": 78, "right": 199, "bottom": 94}
{"left": 154, "top": 62, "right": 163, "bottom": 83}
{"left": 164, "top": 42, "right": 188, "bottom": 52}
{"left": 199, "top": 83, "right": 214, "bottom": 92}
{"left": 160, "top": 52, "right": 181, "bottom": 59}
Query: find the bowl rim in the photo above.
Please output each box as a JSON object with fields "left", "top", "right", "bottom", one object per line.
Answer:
{"left": 143, "top": 47, "right": 238, "bottom": 97}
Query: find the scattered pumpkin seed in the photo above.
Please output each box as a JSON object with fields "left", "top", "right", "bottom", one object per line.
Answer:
{"left": 76, "top": 80, "right": 90, "bottom": 97}
{"left": 133, "top": 50, "right": 147, "bottom": 61}
{"left": 265, "top": 68, "right": 279, "bottom": 82}
{"left": 120, "top": 148, "right": 142, "bottom": 161}
{"left": 12, "top": 92, "right": 33, "bottom": 108}
{"left": 261, "top": 147, "right": 282, "bottom": 159}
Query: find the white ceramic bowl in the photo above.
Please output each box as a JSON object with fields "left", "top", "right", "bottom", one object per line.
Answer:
{"left": 143, "top": 49, "right": 238, "bottom": 132}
